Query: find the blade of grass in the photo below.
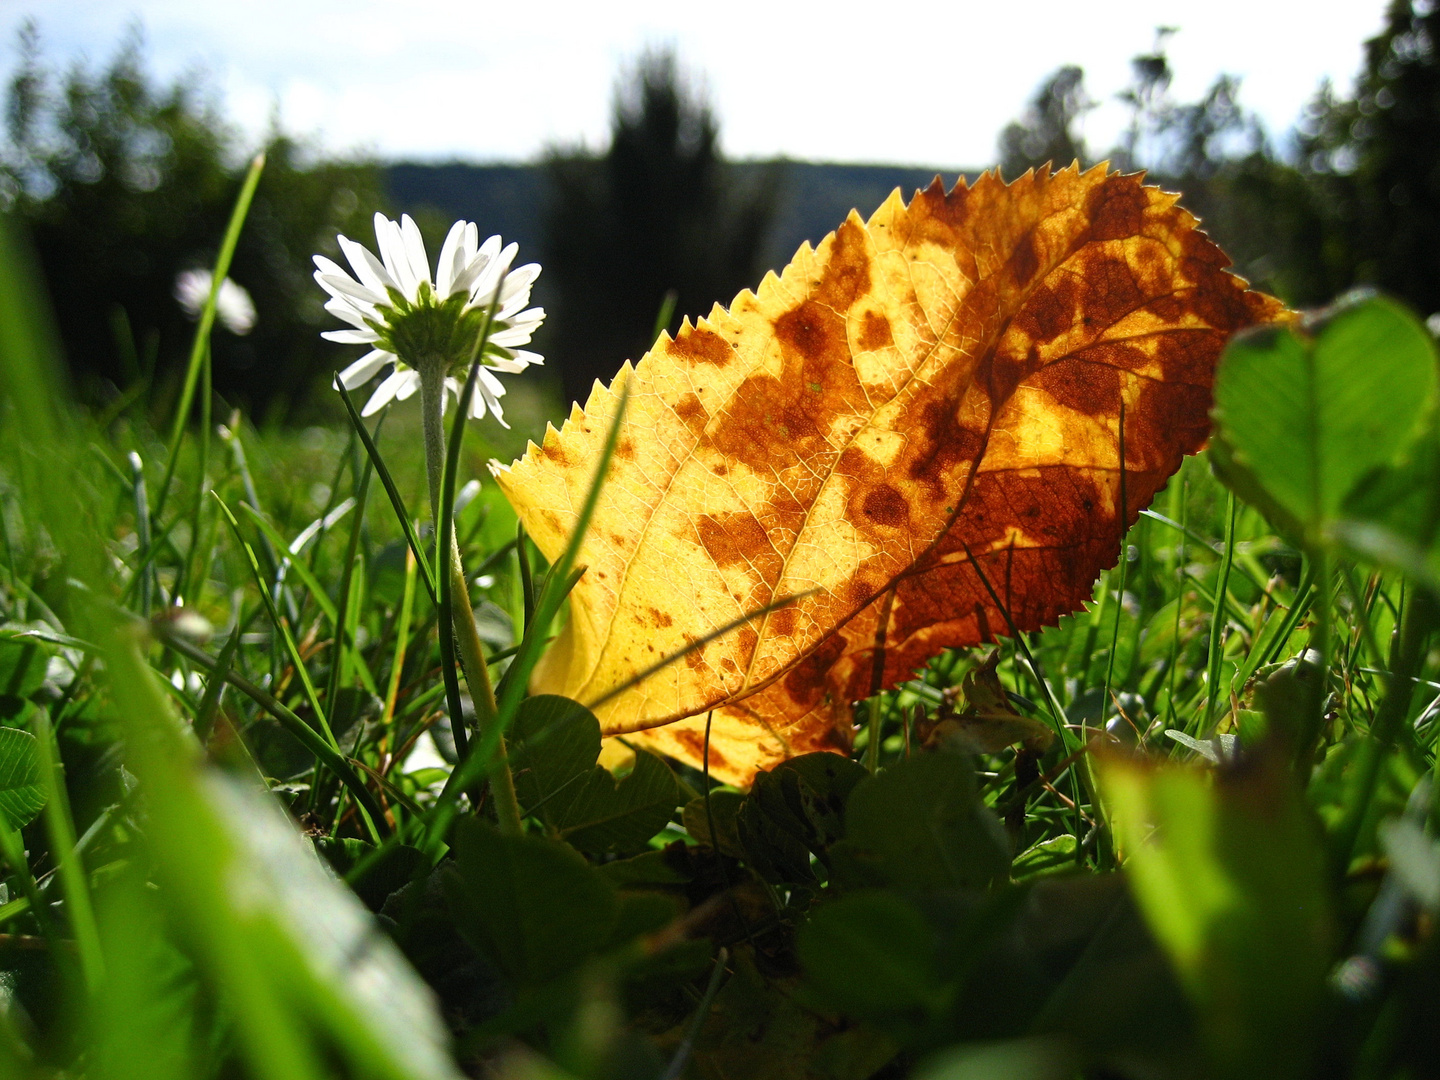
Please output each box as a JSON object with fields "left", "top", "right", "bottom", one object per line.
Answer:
{"left": 516, "top": 522, "right": 535, "bottom": 634}
{"left": 193, "top": 622, "right": 242, "bottom": 745}
{"left": 324, "top": 442, "right": 375, "bottom": 714}
{"left": 31, "top": 707, "right": 103, "bottom": 993}
{"left": 437, "top": 352, "right": 523, "bottom": 834}
{"left": 582, "top": 588, "right": 818, "bottom": 714}
{"left": 337, "top": 385, "right": 437, "bottom": 604}
{"left": 213, "top": 494, "right": 334, "bottom": 748}
{"left": 154, "top": 152, "right": 265, "bottom": 523}
{"left": 382, "top": 547, "right": 419, "bottom": 729}
{"left": 239, "top": 504, "right": 339, "bottom": 625}
{"left": 127, "top": 451, "right": 154, "bottom": 616}
{"left": 158, "top": 626, "right": 387, "bottom": 842}
{"left": 1203, "top": 491, "right": 1238, "bottom": 729}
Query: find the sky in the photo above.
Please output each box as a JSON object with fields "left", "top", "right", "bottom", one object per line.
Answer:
{"left": 0, "top": 0, "right": 1394, "bottom": 168}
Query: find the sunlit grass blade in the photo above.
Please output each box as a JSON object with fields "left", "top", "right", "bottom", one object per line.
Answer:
{"left": 213, "top": 493, "right": 333, "bottom": 747}
{"left": 382, "top": 548, "right": 418, "bottom": 727}
{"left": 1203, "top": 491, "right": 1238, "bottom": 729}
{"left": 32, "top": 707, "right": 104, "bottom": 993}
{"left": 158, "top": 626, "right": 388, "bottom": 841}
{"left": 493, "top": 381, "right": 632, "bottom": 721}
{"left": 324, "top": 447, "right": 375, "bottom": 714}
{"left": 337, "top": 384, "right": 437, "bottom": 603}
{"left": 154, "top": 152, "right": 265, "bottom": 523}
{"left": 239, "top": 504, "right": 339, "bottom": 624}
{"left": 193, "top": 621, "right": 242, "bottom": 744}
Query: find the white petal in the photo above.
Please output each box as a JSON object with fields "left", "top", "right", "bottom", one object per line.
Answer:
{"left": 361, "top": 368, "right": 411, "bottom": 415}
{"left": 486, "top": 349, "right": 542, "bottom": 373}
{"left": 337, "top": 350, "right": 391, "bottom": 389}
{"left": 486, "top": 391, "right": 509, "bottom": 429}
{"left": 322, "top": 328, "right": 380, "bottom": 344}
{"left": 216, "top": 279, "right": 256, "bottom": 335}
{"left": 338, "top": 235, "right": 396, "bottom": 296}
{"left": 435, "top": 220, "right": 467, "bottom": 297}
{"left": 393, "top": 371, "right": 421, "bottom": 400}
{"left": 499, "top": 263, "right": 540, "bottom": 304}
{"left": 374, "top": 214, "right": 416, "bottom": 298}
{"left": 477, "top": 366, "right": 507, "bottom": 399}
{"left": 324, "top": 297, "right": 373, "bottom": 330}
{"left": 451, "top": 234, "right": 503, "bottom": 297}
{"left": 315, "top": 267, "right": 383, "bottom": 307}
{"left": 400, "top": 215, "right": 433, "bottom": 292}
{"left": 488, "top": 323, "right": 538, "bottom": 347}
{"left": 471, "top": 242, "right": 519, "bottom": 306}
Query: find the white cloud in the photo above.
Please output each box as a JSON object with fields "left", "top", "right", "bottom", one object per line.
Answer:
{"left": 2, "top": 0, "right": 1392, "bottom": 166}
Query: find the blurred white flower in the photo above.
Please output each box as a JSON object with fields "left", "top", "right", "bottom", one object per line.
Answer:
{"left": 174, "top": 269, "right": 256, "bottom": 335}
{"left": 314, "top": 213, "right": 544, "bottom": 425}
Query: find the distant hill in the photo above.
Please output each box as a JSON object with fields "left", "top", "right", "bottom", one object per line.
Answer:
{"left": 386, "top": 160, "right": 970, "bottom": 279}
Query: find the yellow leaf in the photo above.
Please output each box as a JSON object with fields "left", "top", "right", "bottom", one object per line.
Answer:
{"left": 494, "top": 164, "right": 1283, "bottom": 785}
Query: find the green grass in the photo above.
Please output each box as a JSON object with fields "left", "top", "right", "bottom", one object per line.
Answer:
{"left": 0, "top": 202, "right": 1438, "bottom": 1080}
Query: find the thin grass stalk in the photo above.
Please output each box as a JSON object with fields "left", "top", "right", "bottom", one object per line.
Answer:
{"left": 214, "top": 496, "right": 334, "bottom": 746}
{"left": 1164, "top": 476, "right": 1187, "bottom": 731}
{"left": 193, "top": 622, "right": 241, "bottom": 744}
{"left": 31, "top": 708, "right": 103, "bottom": 993}
{"left": 1337, "top": 587, "right": 1435, "bottom": 864}
{"left": 178, "top": 338, "right": 213, "bottom": 605}
{"left": 428, "top": 387, "right": 632, "bottom": 846}
{"left": 158, "top": 628, "right": 387, "bottom": 842}
{"left": 436, "top": 355, "right": 522, "bottom": 835}
{"left": 336, "top": 384, "right": 437, "bottom": 603}
{"left": 1102, "top": 403, "right": 1128, "bottom": 724}
{"left": 154, "top": 153, "right": 264, "bottom": 523}
{"left": 125, "top": 451, "right": 154, "bottom": 616}
{"left": 1203, "top": 491, "right": 1238, "bottom": 730}
{"left": 382, "top": 547, "right": 418, "bottom": 729}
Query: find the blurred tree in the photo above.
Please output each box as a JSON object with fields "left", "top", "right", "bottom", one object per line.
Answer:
{"left": 0, "top": 24, "right": 386, "bottom": 418}
{"left": 1299, "top": 0, "right": 1440, "bottom": 316}
{"left": 997, "top": 65, "right": 1094, "bottom": 178}
{"left": 543, "top": 48, "right": 779, "bottom": 407}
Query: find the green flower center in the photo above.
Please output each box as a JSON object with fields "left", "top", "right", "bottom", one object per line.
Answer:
{"left": 368, "top": 280, "right": 509, "bottom": 374}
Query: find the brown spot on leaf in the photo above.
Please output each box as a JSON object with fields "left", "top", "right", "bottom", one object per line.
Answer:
{"left": 671, "top": 326, "right": 734, "bottom": 366}
{"left": 860, "top": 484, "right": 909, "bottom": 528}
{"left": 858, "top": 310, "right": 894, "bottom": 351}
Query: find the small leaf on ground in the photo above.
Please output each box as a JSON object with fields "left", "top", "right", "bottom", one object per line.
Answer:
{"left": 0, "top": 725, "right": 44, "bottom": 828}
{"left": 1211, "top": 293, "right": 1438, "bottom": 543}
{"left": 834, "top": 753, "right": 1011, "bottom": 890}
{"left": 509, "top": 695, "right": 681, "bottom": 852}
{"left": 443, "top": 818, "right": 617, "bottom": 987}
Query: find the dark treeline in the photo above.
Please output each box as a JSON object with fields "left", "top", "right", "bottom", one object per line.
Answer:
{"left": 0, "top": 24, "right": 385, "bottom": 419}
{"left": 1000, "top": 6, "right": 1440, "bottom": 319}
{"left": 6, "top": 2, "right": 1440, "bottom": 418}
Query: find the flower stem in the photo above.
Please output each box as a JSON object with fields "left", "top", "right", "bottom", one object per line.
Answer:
{"left": 419, "top": 367, "right": 523, "bottom": 836}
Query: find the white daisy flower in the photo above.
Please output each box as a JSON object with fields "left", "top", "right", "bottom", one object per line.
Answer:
{"left": 175, "top": 269, "right": 256, "bottom": 335}
{"left": 314, "top": 213, "right": 544, "bottom": 426}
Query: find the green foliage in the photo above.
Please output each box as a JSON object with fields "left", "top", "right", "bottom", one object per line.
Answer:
{"left": 509, "top": 695, "right": 683, "bottom": 853}
{"left": 1210, "top": 293, "right": 1439, "bottom": 543}
{"left": 444, "top": 818, "right": 618, "bottom": 988}
{"left": 1101, "top": 752, "right": 1333, "bottom": 1080}
{"left": 0, "top": 726, "right": 44, "bottom": 828}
